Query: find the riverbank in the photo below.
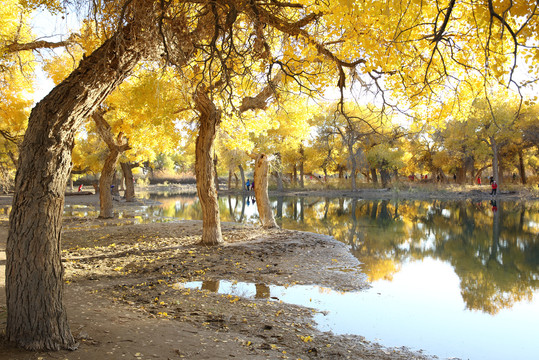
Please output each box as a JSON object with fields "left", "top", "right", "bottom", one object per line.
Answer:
{"left": 0, "top": 188, "right": 457, "bottom": 359}
{"left": 0, "top": 217, "right": 435, "bottom": 359}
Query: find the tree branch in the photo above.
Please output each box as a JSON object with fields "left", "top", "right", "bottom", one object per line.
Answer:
{"left": 3, "top": 35, "right": 77, "bottom": 54}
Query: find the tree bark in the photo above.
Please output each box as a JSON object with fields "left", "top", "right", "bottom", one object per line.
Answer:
{"left": 6, "top": 22, "right": 155, "bottom": 350}
{"left": 299, "top": 145, "right": 305, "bottom": 188}
{"left": 370, "top": 167, "right": 378, "bottom": 184}
{"left": 238, "top": 164, "right": 246, "bottom": 191}
{"left": 228, "top": 169, "right": 233, "bottom": 190}
{"left": 93, "top": 110, "right": 130, "bottom": 219}
{"left": 348, "top": 146, "right": 357, "bottom": 190}
{"left": 252, "top": 153, "right": 278, "bottom": 228}
{"left": 491, "top": 136, "right": 500, "bottom": 184}
{"left": 194, "top": 90, "right": 223, "bottom": 245}
{"left": 518, "top": 149, "right": 527, "bottom": 184}
{"left": 380, "top": 167, "right": 390, "bottom": 188}
{"left": 274, "top": 152, "right": 284, "bottom": 191}
{"left": 120, "top": 162, "right": 138, "bottom": 202}
{"left": 213, "top": 154, "right": 220, "bottom": 191}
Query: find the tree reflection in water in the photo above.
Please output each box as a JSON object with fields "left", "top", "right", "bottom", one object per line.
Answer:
{"left": 273, "top": 197, "right": 539, "bottom": 315}
{"left": 135, "top": 193, "right": 539, "bottom": 315}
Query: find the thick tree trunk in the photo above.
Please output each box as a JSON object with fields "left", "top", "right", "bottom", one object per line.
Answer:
{"left": 293, "top": 164, "right": 297, "bottom": 186}
{"left": 6, "top": 22, "right": 155, "bottom": 350}
{"left": 120, "top": 162, "right": 137, "bottom": 202}
{"left": 252, "top": 153, "right": 278, "bottom": 228}
{"left": 518, "top": 149, "right": 527, "bottom": 185}
{"left": 228, "top": 169, "right": 233, "bottom": 190}
{"left": 380, "top": 167, "right": 390, "bottom": 188}
{"left": 194, "top": 91, "right": 223, "bottom": 245}
{"left": 456, "top": 166, "right": 466, "bottom": 184}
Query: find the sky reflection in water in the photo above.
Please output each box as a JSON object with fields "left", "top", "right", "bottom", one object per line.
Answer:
{"left": 63, "top": 193, "right": 539, "bottom": 360}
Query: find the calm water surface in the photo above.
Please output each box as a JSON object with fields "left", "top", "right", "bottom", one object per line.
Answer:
{"left": 63, "top": 193, "right": 539, "bottom": 360}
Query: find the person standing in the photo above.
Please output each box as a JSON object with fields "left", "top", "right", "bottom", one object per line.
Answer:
{"left": 490, "top": 179, "right": 498, "bottom": 196}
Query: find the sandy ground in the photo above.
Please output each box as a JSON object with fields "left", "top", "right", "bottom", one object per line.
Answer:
{"left": 2, "top": 185, "right": 529, "bottom": 360}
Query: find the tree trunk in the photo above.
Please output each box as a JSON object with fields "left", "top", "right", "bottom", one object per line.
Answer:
{"left": 99, "top": 160, "right": 119, "bottom": 218}
{"left": 112, "top": 171, "right": 121, "bottom": 196}
{"left": 370, "top": 167, "right": 378, "bottom": 184}
{"left": 518, "top": 149, "right": 527, "bottom": 184}
{"left": 228, "top": 169, "right": 233, "bottom": 190}
{"left": 238, "top": 164, "right": 246, "bottom": 191}
{"left": 213, "top": 154, "right": 220, "bottom": 191}
{"left": 120, "top": 161, "right": 137, "bottom": 202}
{"left": 252, "top": 153, "right": 278, "bottom": 228}
{"left": 380, "top": 166, "right": 390, "bottom": 188}
{"left": 491, "top": 136, "right": 500, "bottom": 184}
{"left": 6, "top": 22, "right": 154, "bottom": 350}
{"left": 338, "top": 165, "right": 344, "bottom": 178}
{"left": 349, "top": 148, "right": 357, "bottom": 190}
{"left": 293, "top": 164, "right": 297, "bottom": 186}
{"left": 275, "top": 152, "right": 284, "bottom": 191}
{"left": 299, "top": 145, "right": 305, "bottom": 188}
{"left": 194, "top": 90, "right": 223, "bottom": 245}
{"left": 323, "top": 168, "right": 328, "bottom": 188}
{"left": 457, "top": 166, "right": 466, "bottom": 184}
{"left": 94, "top": 110, "right": 130, "bottom": 219}
{"left": 234, "top": 172, "right": 239, "bottom": 189}
{"left": 119, "top": 171, "right": 125, "bottom": 191}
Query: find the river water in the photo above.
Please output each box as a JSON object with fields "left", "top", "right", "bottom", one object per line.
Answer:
{"left": 63, "top": 193, "right": 538, "bottom": 360}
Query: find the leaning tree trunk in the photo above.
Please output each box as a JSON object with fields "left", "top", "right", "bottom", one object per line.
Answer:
{"left": 120, "top": 161, "right": 137, "bottom": 201}
{"left": 195, "top": 90, "right": 223, "bottom": 245}
{"left": 6, "top": 23, "right": 154, "bottom": 351}
{"left": 94, "top": 110, "right": 130, "bottom": 219}
{"left": 252, "top": 153, "right": 278, "bottom": 228}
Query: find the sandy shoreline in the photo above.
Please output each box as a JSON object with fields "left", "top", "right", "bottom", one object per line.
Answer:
{"left": 2, "top": 185, "right": 530, "bottom": 359}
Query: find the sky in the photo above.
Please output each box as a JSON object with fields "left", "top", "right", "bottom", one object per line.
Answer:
{"left": 30, "top": 8, "right": 79, "bottom": 103}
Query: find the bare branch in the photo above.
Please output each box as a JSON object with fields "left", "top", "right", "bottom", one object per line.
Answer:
{"left": 3, "top": 35, "right": 78, "bottom": 54}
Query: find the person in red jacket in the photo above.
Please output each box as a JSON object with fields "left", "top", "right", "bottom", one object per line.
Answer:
{"left": 490, "top": 179, "right": 498, "bottom": 195}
